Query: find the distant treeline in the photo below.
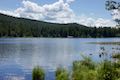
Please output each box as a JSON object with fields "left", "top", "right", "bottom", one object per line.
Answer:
{"left": 0, "top": 13, "right": 120, "bottom": 38}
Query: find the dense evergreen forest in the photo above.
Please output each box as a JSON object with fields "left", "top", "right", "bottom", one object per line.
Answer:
{"left": 0, "top": 13, "right": 120, "bottom": 38}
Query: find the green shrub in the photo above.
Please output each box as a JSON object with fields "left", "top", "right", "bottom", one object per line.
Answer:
{"left": 112, "top": 53, "right": 120, "bottom": 60}
{"left": 32, "top": 66, "right": 45, "bottom": 80}
{"left": 72, "top": 64, "right": 97, "bottom": 80}
{"left": 56, "top": 67, "right": 69, "bottom": 80}
{"left": 97, "top": 60, "right": 116, "bottom": 80}
{"left": 72, "top": 56, "right": 97, "bottom": 80}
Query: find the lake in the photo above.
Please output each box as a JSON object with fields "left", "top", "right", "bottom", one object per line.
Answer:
{"left": 0, "top": 38, "right": 120, "bottom": 80}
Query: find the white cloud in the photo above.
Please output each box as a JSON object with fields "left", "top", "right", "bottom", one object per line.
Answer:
{"left": 66, "top": 0, "right": 75, "bottom": 4}
{"left": 15, "top": 8, "right": 25, "bottom": 14}
{"left": 0, "top": 0, "right": 116, "bottom": 27}
{"left": 111, "top": 9, "right": 120, "bottom": 20}
{"left": 95, "top": 18, "right": 115, "bottom": 27}
{"left": 76, "top": 15, "right": 116, "bottom": 27}
{"left": 22, "top": 0, "right": 44, "bottom": 13}
{"left": 13, "top": 0, "right": 75, "bottom": 23}
{"left": 0, "top": 10, "right": 20, "bottom": 17}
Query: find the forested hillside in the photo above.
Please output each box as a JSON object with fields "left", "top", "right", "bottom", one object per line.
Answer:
{"left": 0, "top": 13, "right": 120, "bottom": 38}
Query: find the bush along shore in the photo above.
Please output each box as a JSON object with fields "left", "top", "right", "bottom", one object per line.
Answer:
{"left": 32, "top": 53, "right": 120, "bottom": 80}
{"left": 32, "top": 66, "right": 45, "bottom": 80}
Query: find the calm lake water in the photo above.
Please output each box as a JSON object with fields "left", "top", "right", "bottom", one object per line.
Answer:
{"left": 0, "top": 38, "right": 120, "bottom": 80}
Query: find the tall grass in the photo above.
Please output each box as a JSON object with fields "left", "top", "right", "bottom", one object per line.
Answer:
{"left": 55, "top": 67, "right": 69, "bottom": 80}
{"left": 72, "top": 57, "right": 120, "bottom": 80}
{"left": 32, "top": 66, "right": 45, "bottom": 80}
{"left": 97, "top": 60, "right": 116, "bottom": 80}
{"left": 72, "top": 56, "right": 97, "bottom": 80}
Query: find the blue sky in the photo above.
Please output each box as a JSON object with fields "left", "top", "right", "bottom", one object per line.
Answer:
{"left": 0, "top": 0, "right": 119, "bottom": 27}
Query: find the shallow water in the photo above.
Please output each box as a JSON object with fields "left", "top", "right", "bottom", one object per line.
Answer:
{"left": 0, "top": 38, "right": 120, "bottom": 80}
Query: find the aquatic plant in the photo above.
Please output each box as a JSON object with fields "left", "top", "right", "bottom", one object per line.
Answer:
{"left": 32, "top": 66, "right": 45, "bottom": 80}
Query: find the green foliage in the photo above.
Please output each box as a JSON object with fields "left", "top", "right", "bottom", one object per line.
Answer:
{"left": 112, "top": 53, "right": 120, "bottom": 59}
{"left": 56, "top": 67, "right": 69, "bottom": 80}
{"left": 0, "top": 13, "right": 120, "bottom": 38}
{"left": 72, "top": 63, "right": 97, "bottom": 80}
{"left": 32, "top": 66, "right": 45, "bottom": 80}
{"left": 80, "top": 54, "right": 96, "bottom": 69}
{"left": 72, "top": 56, "right": 97, "bottom": 80}
{"left": 97, "top": 60, "right": 116, "bottom": 80}
{"left": 72, "top": 55, "right": 120, "bottom": 80}
{"left": 105, "top": 0, "right": 118, "bottom": 10}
